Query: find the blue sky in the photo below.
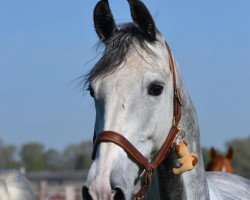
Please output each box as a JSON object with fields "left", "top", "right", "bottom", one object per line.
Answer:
{"left": 0, "top": 0, "right": 249, "bottom": 151}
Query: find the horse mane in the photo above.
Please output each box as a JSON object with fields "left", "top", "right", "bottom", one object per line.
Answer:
{"left": 0, "top": 170, "right": 34, "bottom": 200}
{"left": 85, "top": 23, "right": 160, "bottom": 86}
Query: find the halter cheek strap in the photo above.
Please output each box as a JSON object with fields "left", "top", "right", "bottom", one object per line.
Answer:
{"left": 92, "top": 42, "right": 182, "bottom": 200}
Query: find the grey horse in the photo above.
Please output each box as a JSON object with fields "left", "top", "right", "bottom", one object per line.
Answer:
{"left": 82, "top": 0, "right": 250, "bottom": 199}
{"left": 0, "top": 169, "right": 34, "bottom": 200}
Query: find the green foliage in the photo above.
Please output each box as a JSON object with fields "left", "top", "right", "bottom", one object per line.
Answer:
{"left": 20, "top": 143, "right": 46, "bottom": 171}
{"left": 2, "top": 135, "right": 248, "bottom": 177}
{"left": 0, "top": 139, "right": 20, "bottom": 168}
{"left": 63, "top": 141, "right": 93, "bottom": 170}
{"left": 44, "top": 149, "right": 63, "bottom": 170}
{"left": 16, "top": 140, "right": 93, "bottom": 172}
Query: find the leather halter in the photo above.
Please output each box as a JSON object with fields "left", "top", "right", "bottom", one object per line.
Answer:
{"left": 92, "top": 42, "right": 182, "bottom": 200}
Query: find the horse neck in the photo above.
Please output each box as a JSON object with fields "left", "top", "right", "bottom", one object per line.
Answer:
{"left": 155, "top": 61, "right": 210, "bottom": 200}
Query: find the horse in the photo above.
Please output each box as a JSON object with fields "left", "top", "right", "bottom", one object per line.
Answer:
{"left": 206, "top": 147, "right": 234, "bottom": 173}
{"left": 0, "top": 169, "right": 34, "bottom": 200}
{"left": 82, "top": 0, "right": 250, "bottom": 199}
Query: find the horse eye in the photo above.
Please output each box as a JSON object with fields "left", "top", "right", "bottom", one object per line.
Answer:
{"left": 88, "top": 86, "right": 95, "bottom": 98}
{"left": 148, "top": 83, "right": 164, "bottom": 96}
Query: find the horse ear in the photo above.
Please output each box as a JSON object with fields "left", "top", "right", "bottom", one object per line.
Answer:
{"left": 226, "top": 146, "right": 233, "bottom": 160}
{"left": 93, "top": 0, "right": 117, "bottom": 42}
{"left": 127, "top": 0, "right": 156, "bottom": 41}
{"left": 210, "top": 147, "right": 216, "bottom": 159}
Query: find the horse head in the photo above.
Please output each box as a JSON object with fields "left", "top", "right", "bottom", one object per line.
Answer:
{"left": 206, "top": 147, "right": 234, "bottom": 173}
{"left": 82, "top": 0, "right": 178, "bottom": 199}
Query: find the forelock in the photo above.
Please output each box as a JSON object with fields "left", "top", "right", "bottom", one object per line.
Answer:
{"left": 84, "top": 23, "right": 160, "bottom": 86}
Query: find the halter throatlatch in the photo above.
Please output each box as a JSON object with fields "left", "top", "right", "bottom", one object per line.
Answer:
{"left": 92, "top": 42, "right": 182, "bottom": 200}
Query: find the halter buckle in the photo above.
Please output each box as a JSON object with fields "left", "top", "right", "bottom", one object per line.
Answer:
{"left": 139, "top": 169, "right": 146, "bottom": 179}
{"left": 145, "top": 170, "right": 152, "bottom": 184}
{"left": 172, "top": 126, "right": 186, "bottom": 145}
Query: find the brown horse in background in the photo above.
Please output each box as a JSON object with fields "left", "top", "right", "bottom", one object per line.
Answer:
{"left": 206, "top": 147, "right": 234, "bottom": 173}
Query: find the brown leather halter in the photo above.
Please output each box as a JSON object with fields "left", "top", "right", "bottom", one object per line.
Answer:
{"left": 92, "top": 42, "right": 182, "bottom": 200}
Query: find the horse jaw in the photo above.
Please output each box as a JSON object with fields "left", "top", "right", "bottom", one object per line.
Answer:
{"left": 84, "top": 35, "right": 175, "bottom": 199}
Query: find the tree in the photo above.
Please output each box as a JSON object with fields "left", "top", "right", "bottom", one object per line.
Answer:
{"left": 63, "top": 140, "right": 93, "bottom": 170}
{"left": 0, "top": 139, "right": 20, "bottom": 168}
{"left": 20, "top": 143, "right": 46, "bottom": 171}
{"left": 44, "top": 148, "right": 63, "bottom": 170}
{"left": 75, "top": 140, "right": 93, "bottom": 169}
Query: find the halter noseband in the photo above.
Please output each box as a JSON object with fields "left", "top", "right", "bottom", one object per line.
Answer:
{"left": 92, "top": 42, "right": 182, "bottom": 200}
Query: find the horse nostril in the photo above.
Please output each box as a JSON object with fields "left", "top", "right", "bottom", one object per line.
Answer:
{"left": 114, "top": 187, "right": 125, "bottom": 200}
{"left": 82, "top": 186, "right": 93, "bottom": 200}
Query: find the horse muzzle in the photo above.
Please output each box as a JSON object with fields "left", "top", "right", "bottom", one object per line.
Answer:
{"left": 82, "top": 185, "right": 125, "bottom": 200}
